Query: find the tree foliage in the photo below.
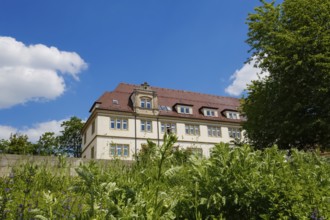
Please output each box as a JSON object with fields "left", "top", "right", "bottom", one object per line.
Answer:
{"left": 36, "top": 132, "right": 59, "bottom": 156}
{"left": 58, "top": 116, "right": 84, "bottom": 157}
{"left": 242, "top": 0, "right": 330, "bottom": 150}
{"left": 0, "top": 134, "right": 34, "bottom": 155}
{"left": 0, "top": 116, "right": 84, "bottom": 157}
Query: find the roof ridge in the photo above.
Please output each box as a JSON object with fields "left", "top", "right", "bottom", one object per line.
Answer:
{"left": 116, "top": 82, "right": 240, "bottom": 100}
{"left": 155, "top": 87, "right": 239, "bottom": 100}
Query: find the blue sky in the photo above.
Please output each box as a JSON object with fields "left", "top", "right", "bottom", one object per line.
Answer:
{"left": 0, "top": 0, "right": 264, "bottom": 142}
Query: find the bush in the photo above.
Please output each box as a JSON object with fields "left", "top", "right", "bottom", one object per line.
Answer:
{"left": 0, "top": 137, "right": 329, "bottom": 219}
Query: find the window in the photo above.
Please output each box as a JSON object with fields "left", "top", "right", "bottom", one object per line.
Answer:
{"left": 110, "top": 144, "right": 129, "bottom": 157}
{"left": 180, "top": 106, "right": 191, "bottom": 114}
{"left": 206, "top": 110, "right": 216, "bottom": 116}
{"left": 140, "top": 98, "right": 152, "bottom": 109}
{"left": 228, "top": 112, "right": 239, "bottom": 119}
{"left": 91, "top": 121, "right": 95, "bottom": 134}
{"left": 208, "top": 126, "right": 221, "bottom": 137}
{"left": 91, "top": 146, "right": 95, "bottom": 159}
{"left": 141, "top": 120, "right": 152, "bottom": 132}
{"left": 83, "top": 133, "right": 86, "bottom": 144}
{"left": 185, "top": 124, "right": 200, "bottom": 135}
{"left": 110, "top": 118, "right": 128, "bottom": 130}
{"left": 161, "top": 122, "right": 176, "bottom": 133}
{"left": 228, "top": 127, "right": 241, "bottom": 138}
{"left": 159, "top": 105, "right": 172, "bottom": 111}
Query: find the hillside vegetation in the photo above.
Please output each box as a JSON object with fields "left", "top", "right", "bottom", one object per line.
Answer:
{"left": 0, "top": 134, "right": 329, "bottom": 219}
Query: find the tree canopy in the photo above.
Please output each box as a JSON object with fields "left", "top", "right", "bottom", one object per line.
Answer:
{"left": 58, "top": 116, "right": 85, "bottom": 157}
{"left": 0, "top": 116, "right": 84, "bottom": 157}
{"left": 242, "top": 0, "right": 330, "bottom": 150}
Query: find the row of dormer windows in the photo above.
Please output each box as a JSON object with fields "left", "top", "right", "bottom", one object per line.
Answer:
{"left": 138, "top": 97, "right": 240, "bottom": 120}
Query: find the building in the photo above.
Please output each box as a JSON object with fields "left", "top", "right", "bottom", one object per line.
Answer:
{"left": 82, "top": 82, "right": 243, "bottom": 160}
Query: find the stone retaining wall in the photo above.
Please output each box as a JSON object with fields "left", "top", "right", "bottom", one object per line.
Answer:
{"left": 0, "top": 154, "right": 130, "bottom": 177}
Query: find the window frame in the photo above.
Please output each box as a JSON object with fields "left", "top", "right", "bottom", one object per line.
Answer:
{"left": 141, "top": 120, "right": 152, "bottom": 132}
{"left": 161, "top": 122, "right": 176, "bottom": 134}
{"left": 228, "top": 127, "right": 241, "bottom": 138}
{"left": 208, "top": 126, "right": 221, "bottom": 137}
{"left": 185, "top": 124, "right": 200, "bottom": 135}
{"left": 110, "top": 144, "right": 130, "bottom": 157}
{"left": 178, "top": 105, "right": 192, "bottom": 114}
{"left": 110, "top": 117, "right": 129, "bottom": 130}
{"left": 227, "top": 112, "right": 239, "bottom": 119}
{"left": 140, "top": 97, "right": 152, "bottom": 109}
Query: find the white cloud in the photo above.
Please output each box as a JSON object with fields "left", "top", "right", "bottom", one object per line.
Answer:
{"left": 0, "top": 119, "right": 66, "bottom": 143}
{"left": 225, "top": 59, "right": 269, "bottom": 96}
{"left": 0, "top": 36, "right": 87, "bottom": 109}
{"left": 0, "top": 125, "right": 17, "bottom": 140}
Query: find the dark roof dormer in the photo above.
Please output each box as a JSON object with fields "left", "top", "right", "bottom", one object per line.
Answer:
{"left": 221, "top": 109, "right": 240, "bottom": 119}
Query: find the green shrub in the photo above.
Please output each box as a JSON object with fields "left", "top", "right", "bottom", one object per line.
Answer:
{"left": 0, "top": 137, "right": 329, "bottom": 219}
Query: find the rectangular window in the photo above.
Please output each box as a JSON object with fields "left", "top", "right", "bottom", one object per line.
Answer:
{"left": 161, "top": 122, "right": 176, "bottom": 133}
{"left": 179, "top": 106, "right": 191, "bottom": 114}
{"left": 91, "top": 146, "right": 95, "bottom": 159}
{"left": 122, "top": 119, "right": 128, "bottom": 130}
{"left": 207, "top": 110, "right": 216, "bottom": 116}
{"left": 185, "top": 124, "right": 200, "bottom": 135}
{"left": 141, "top": 120, "right": 152, "bottom": 132}
{"left": 110, "top": 144, "right": 129, "bottom": 157}
{"left": 146, "top": 100, "right": 151, "bottom": 109}
{"left": 110, "top": 119, "right": 115, "bottom": 129}
{"left": 123, "top": 145, "right": 129, "bottom": 156}
{"left": 83, "top": 133, "right": 86, "bottom": 144}
{"left": 228, "top": 127, "right": 241, "bottom": 138}
{"left": 116, "top": 119, "right": 121, "bottom": 129}
{"left": 141, "top": 98, "right": 152, "bottom": 109}
{"left": 180, "top": 107, "right": 185, "bottom": 113}
{"left": 109, "top": 117, "right": 129, "bottom": 130}
{"left": 228, "top": 112, "right": 239, "bottom": 119}
{"left": 208, "top": 126, "right": 221, "bottom": 137}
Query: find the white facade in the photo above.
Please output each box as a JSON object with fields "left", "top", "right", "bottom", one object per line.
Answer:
{"left": 82, "top": 83, "right": 243, "bottom": 160}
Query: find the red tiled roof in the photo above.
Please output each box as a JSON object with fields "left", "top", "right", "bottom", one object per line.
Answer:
{"left": 92, "top": 83, "right": 242, "bottom": 123}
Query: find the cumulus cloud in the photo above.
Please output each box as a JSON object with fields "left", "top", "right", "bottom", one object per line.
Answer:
{"left": 0, "top": 119, "right": 66, "bottom": 143}
{"left": 225, "top": 59, "right": 269, "bottom": 96}
{"left": 0, "top": 36, "right": 87, "bottom": 109}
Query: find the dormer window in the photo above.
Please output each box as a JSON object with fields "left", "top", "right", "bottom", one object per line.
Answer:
{"left": 206, "top": 110, "right": 215, "bottom": 116}
{"left": 140, "top": 98, "right": 152, "bottom": 109}
{"left": 174, "top": 104, "right": 193, "bottom": 114}
{"left": 228, "top": 112, "right": 239, "bottom": 119}
{"left": 201, "top": 107, "right": 218, "bottom": 117}
{"left": 222, "top": 110, "right": 240, "bottom": 119}
{"left": 180, "top": 106, "right": 191, "bottom": 114}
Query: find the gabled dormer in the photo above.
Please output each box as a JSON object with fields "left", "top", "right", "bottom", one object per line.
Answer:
{"left": 130, "top": 82, "right": 159, "bottom": 115}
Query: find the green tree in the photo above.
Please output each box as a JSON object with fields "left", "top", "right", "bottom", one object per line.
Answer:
{"left": 58, "top": 116, "right": 84, "bottom": 157}
{"left": 36, "top": 132, "right": 59, "bottom": 155}
{"left": 2, "top": 133, "right": 35, "bottom": 154}
{"left": 242, "top": 0, "right": 330, "bottom": 150}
